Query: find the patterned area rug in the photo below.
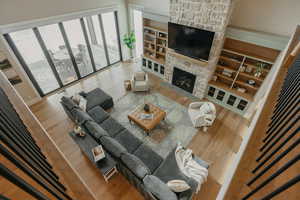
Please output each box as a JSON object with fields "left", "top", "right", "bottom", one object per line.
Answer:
{"left": 110, "top": 92, "right": 198, "bottom": 158}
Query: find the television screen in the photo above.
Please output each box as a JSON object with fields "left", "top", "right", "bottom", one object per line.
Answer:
{"left": 168, "top": 22, "right": 215, "bottom": 61}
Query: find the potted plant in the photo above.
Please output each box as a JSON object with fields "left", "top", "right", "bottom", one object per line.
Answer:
{"left": 255, "top": 63, "right": 267, "bottom": 77}
{"left": 123, "top": 31, "right": 136, "bottom": 62}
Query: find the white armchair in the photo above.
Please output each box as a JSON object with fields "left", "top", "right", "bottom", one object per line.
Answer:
{"left": 188, "top": 102, "right": 216, "bottom": 131}
{"left": 131, "top": 71, "right": 150, "bottom": 92}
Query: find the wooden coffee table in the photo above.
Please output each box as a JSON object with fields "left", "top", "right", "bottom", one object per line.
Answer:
{"left": 128, "top": 103, "right": 166, "bottom": 135}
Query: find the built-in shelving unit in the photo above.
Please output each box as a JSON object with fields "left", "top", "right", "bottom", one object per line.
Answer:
{"left": 142, "top": 18, "right": 168, "bottom": 78}
{"left": 207, "top": 38, "right": 280, "bottom": 116}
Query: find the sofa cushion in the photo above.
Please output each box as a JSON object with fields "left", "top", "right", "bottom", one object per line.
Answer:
{"left": 61, "top": 96, "right": 78, "bottom": 111}
{"left": 121, "top": 152, "right": 150, "bottom": 179}
{"left": 100, "top": 117, "right": 125, "bottom": 137}
{"left": 135, "top": 71, "right": 146, "bottom": 81}
{"left": 100, "top": 136, "right": 127, "bottom": 158}
{"left": 114, "top": 129, "right": 142, "bottom": 153}
{"left": 84, "top": 121, "right": 108, "bottom": 142}
{"left": 143, "top": 175, "right": 177, "bottom": 200}
{"left": 85, "top": 88, "right": 113, "bottom": 111}
{"left": 133, "top": 144, "right": 163, "bottom": 173}
{"left": 71, "top": 108, "right": 93, "bottom": 125}
{"left": 87, "top": 106, "right": 109, "bottom": 124}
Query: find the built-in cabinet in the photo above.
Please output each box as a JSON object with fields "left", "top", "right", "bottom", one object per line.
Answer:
{"left": 142, "top": 18, "right": 168, "bottom": 78}
{"left": 142, "top": 57, "right": 165, "bottom": 78}
{"left": 206, "top": 85, "right": 249, "bottom": 115}
{"left": 206, "top": 38, "right": 280, "bottom": 116}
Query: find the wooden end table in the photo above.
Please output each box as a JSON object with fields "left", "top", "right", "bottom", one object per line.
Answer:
{"left": 69, "top": 132, "right": 118, "bottom": 182}
{"left": 128, "top": 103, "right": 166, "bottom": 135}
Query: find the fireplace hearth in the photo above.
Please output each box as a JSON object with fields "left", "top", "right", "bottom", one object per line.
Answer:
{"left": 172, "top": 67, "right": 196, "bottom": 94}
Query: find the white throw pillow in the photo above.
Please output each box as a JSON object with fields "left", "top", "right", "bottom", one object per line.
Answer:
{"left": 72, "top": 93, "right": 81, "bottom": 105}
{"left": 167, "top": 180, "right": 191, "bottom": 193}
{"left": 79, "top": 96, "right": 87, "bottom": 111}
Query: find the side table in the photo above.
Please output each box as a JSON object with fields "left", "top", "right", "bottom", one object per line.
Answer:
{"left": 69, "top": 131, "right": 118, "bottom": 182}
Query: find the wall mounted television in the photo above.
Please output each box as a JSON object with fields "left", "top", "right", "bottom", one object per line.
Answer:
{"left": 168, "top": 22, "right": 215, "bottom": 61}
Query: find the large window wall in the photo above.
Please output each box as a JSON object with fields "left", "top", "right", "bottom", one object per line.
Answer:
{"left": 5, "top": 11, "right": 122, "bottom": 96}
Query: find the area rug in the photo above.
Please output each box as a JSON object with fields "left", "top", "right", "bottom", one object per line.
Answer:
{"left": 110, "top": 92, "right": 198, "bottom": 158}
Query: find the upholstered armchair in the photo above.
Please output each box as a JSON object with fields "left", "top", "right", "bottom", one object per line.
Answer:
{"left": 131, "top": 71, "right": 150, "bottom": 92}
{"left": 188, "top": 102, "right": 216, "bottom": 131}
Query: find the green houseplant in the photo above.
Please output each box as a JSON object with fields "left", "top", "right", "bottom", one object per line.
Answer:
{"left": 123, "top": 31, "right": 136, "bottom": 61}
{"left": 255, "top": 63, "right": 267, "bottom": 77}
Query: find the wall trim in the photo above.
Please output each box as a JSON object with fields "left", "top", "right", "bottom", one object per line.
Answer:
{"left": 0, "top": 5, "right": 119, "bottom": 34}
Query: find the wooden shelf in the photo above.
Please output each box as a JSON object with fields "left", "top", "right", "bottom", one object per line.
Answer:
{"left": 144, "top": 53, "right": 165, "bottom": 65}
{"left": 212, "top": 38, "right": 278, "bottom": 101}
{"left": 220, "top": 56, "right": 242, "bottom": 65}
{"left": 235, "top": 80, "right": 259, "bottom": 91}
{"left": 156, "top": 51, "right": 166, "bottom": 56}
{"left": 157, "top": 44, "right": 166, "bottom": 48}
{"left": 144, "top": 40, "right": 155, "bottom": 45}
{"left": 144, "top": 25, "right": 167, "bottom": 33}
{"left": 167, "top": 48, "right": 208, "bottom": 67}
{"left": 217, "top": 65, "right": 238, "bottom": 73}
{"left": 216, "top": 73, "right": 234, "bottom": 82}
{"left": 144, "top": 32, "right": 156, "bottom": 38}
{"left": 144, "top": 47, "right": 155, "bottom": 53}
{"left": 157, "top": 37, "right": 167, "bottom": 41}
{"left": 143, "top": 20, "right": 168, "bottom": 66}
{"left": 238, "top": 72, "right": 264, "bottom": 82}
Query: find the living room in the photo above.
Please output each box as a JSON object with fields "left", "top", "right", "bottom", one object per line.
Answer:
{"left": 0, "top": 0, "right": 299, "bottom": 200}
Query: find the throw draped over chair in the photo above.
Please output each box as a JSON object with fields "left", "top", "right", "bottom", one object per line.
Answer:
{"left": 188, "top": 102, "right": 216, "bottom": 131}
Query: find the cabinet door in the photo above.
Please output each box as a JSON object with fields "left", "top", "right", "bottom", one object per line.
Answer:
{"left": 208, "top": 87, "right": 216, "bottom": 97}
{"left": 142, "top": 58, "right": 147, "bottom": 67}
{"left": 147, "top": 60, "right": 152, "bottom": 69}
{"left": 160, "top": 65, "right": 165, "bottom": 75}
{"left": 154, "top": 63, "right": 159, "bottom": 72}
{"left": 237, "top": 99, "right": 248, "bottom": 111}
{"left": 227, "top": 95, "right": 237, "bottom": 106}
{"left": 216, "top": 90, "right": 226, "bottom": 101}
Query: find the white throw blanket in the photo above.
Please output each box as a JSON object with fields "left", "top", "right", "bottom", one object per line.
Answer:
{"left": 175, "top": 145, "right": 208, "bottom": 193}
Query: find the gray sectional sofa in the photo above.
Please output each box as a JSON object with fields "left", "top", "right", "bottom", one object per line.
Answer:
{"left": 61, "top": 88, "right": 209, "bottom": 200}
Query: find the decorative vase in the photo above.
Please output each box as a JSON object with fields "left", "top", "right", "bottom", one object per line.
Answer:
{"left": 144, "top": 104, "right": 150, "bottom": 113}
{"left": 74, "top": 125, "right": 86, "bottom": 138}
{"left": 254, "top": 72, "right": 262, "bottom": 77}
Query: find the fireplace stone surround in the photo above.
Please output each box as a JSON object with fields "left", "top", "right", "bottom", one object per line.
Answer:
{"left": 164, "top": 0, "right": 235, "bottom": 99}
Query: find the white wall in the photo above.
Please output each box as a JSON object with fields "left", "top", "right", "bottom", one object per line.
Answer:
{"left": 127, "top": 0, "right": 300, "bottom": 37}
{"left": 230, "top": 0, "right": 300, "bottom": 37}
{"left": 127, "top": 0, "right": 169, "bottom": 16}
{"left": 0, "top": 0, "right": 121, "bottom": 25}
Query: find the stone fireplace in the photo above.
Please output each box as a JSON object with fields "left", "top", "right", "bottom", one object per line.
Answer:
{"left": 172, "top": 67, "right": 196, "bottom": 93}
{"left": 165, "top": 0, "right": 235, "bottom": 98}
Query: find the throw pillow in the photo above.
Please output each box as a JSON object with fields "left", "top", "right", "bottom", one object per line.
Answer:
{"left": 72, "top": 93, "right": 81, "bottom": 105}
{"left": 167, "top": 180, "right": 191, "bottom": 193}
{"left": 143, "top": 175, "right": 177, "bottom": 200}
{"left": 79, "top": 96, "right": 87, "bottom": 111}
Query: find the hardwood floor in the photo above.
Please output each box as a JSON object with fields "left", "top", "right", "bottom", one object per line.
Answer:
{"left": 30, "top": 62, "right": 250, "bottom": 200}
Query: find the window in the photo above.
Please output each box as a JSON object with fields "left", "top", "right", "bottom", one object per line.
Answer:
{"left": 38, "top": 24, "right": 78, "bottom": 85}
{"left": 6, "top": 11, "right": 122, "bottom": 96}
{"left": 63, "top": 19, "right": 94, "bottom": 77}
{"left": 9, "top": 29, "right": 60, "bottom": 94}
{"left": 102, "top": 12, "right": 121, "bottom": 64}
{"left": 84, "top": 16, "right": 108, "bottom": 70}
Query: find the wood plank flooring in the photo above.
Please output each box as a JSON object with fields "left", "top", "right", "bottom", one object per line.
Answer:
{"left": 30, "top": 62, "right": 250, "bottom": 200}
